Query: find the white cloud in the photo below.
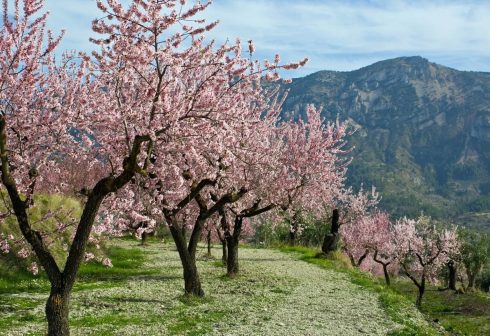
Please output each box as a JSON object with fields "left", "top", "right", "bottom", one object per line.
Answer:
{"left": 42, "top": 0, "right": 490, "bottom": 75}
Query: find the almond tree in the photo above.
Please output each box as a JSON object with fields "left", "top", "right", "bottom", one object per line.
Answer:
{"left": 321, "top": 186, "right": 379, "bottom": 256}
{"left": 370, "top": 212, "right": 397, "bottom": 286}
{"left": 341, "top": 210, "right": 388, "bottom": 268}
{"left": 394, "top": 216, "right": 459, "bottom": 307}
{"left": 218, "top": 105, "right": 350, "bottom": 276}
{"left": 92, "top": 0, "right": 309, "bottom": 296}
{"left": 0, "top": 0, "right": 163, "bottom": 334}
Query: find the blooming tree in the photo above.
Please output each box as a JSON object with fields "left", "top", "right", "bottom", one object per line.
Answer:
{"left": 322, "top": 185, "right": 379, "bottom": 254}
{"left": 90, "top": 0, "right": 311, "bottom": 296}
{"left": 370, "top": 212, "right": 397, "bottom": 286}
{"left": 394, "top": 216, "right": 459, "bottom": 307}
{"left": 0, "top": 0, "right": 165, "bottom": 333}
{"left": 341, "top": 210, "right": 389, "bottom": 269}
{"left": 217, "top": 105, "right": 350, "bottom": 276}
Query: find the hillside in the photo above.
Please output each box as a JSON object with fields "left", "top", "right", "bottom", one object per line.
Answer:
{"left": 281, "top": 56, "right": 490, "bottom": 229}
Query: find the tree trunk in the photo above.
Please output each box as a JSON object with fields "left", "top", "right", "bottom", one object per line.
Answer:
{"left": 467, "top": 272, "right": 476, "bottom": 290}
{"left": 168, "top": 223, "right": 204, "bottom": 297}
{"left": 382, "top": 264, "right": 391, "bottom": 286}
{"left": 356, "top": 251, "right": 368, "bottom": 267}
{"left": 221, "top": 240, "right": 227, "bottom": 266}
{"left": 448, "top": 260, "right": 457, "bottom": 291}
{"left": 206, "top": 230, "right": 212, "bottom": 257}
{"left": 140, "top": 231, "right": 148, "bottom": 246}
{"left": 373, "top": 251, "right": 391, "bottom": 286}
{"left": 348, "top": 253, "right": 356, "bottom": 267}
{"left": 226, "top": 237, "right": 239, "bottom": 277}
{"left": 349, "top": 250, "right": 369, "bottom": 268}
{"left": 289, "top": 230, "right": 297, "bottom": 246}
{"left": 403, "top": 265, "right": 426, "bottom": 308}
{"left": 416, "top": 281, "right": 425, "bottom": 307}
{"left": 182, "top": 257, "right": 204, "bottom": 297}
{"left": 45, "top": 286, "right": 70, "bottom": 336}
{"left": 322, "top": 209, "right": 340, "bottom": 254}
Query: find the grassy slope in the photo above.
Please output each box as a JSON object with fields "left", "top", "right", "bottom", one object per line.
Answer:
{"left": 392, "top": 280, "right": 490, "bottom": 336}
{"left": 279, "top": 246, "right": 490, "bottom": 336}
{"left": 0, "top": 192, "right": 86, "bottom": 271}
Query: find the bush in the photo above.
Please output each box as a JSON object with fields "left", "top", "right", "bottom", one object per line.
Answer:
{"left": 0, "top": 191, "right": 106, "bottom": 273}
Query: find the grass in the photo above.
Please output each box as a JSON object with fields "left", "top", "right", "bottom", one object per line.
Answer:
{"left": 0, "top": 240, "right": 297, "bottom": 335}
{"left": 392, "top": 279, "right": 490, "bottom": 336}
{"left": 7, "top": 240, "right": 485, "bottom": 335}
{"left": 0, "top": 243, "right": 165, "bottom": 333}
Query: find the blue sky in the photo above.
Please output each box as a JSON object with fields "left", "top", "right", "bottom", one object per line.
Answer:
{"left": 44, "top": 0, "right": 490, "bottom": 77}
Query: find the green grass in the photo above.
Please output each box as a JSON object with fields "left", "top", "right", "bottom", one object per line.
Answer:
{"left": 7, "top": 240, "right": 486, "bottom": 335}
{"left": 392, "top": 279, "right": 490, "bottom": 336}
{"left": 0, "top": 240, "right": 297, "bottom": 335}
{"left": 78, "top": 246, "right": 161, "bottom": 281}
{"left": 0, "top": 243, "right": 163, "bottom": 332}
{"left": 279, "top": 246, "right": 442, "bottom": 336}
{"left": 280, "top": 245, "right": 490, "bottom": 336}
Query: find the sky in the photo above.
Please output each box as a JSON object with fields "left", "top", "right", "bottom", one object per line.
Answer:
{"left": 43, "top": 0, "right": 490, "bottom": 77}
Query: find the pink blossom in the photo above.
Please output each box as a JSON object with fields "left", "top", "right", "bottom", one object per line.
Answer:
{"left": 101, "top": 258, "right": 113, "bottom": 268}
{"left": 28, "top": 262, "right": 39, "bottom": 275}
{"left": 84, "top": 252, "right": 96, "bottom": 262}
{"left": 17, "top": 248, "right": 31, "bottom": 259}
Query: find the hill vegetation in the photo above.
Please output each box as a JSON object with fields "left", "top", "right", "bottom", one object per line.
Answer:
{"left": 280, "top": 56, "right": 490, "bottom": 230}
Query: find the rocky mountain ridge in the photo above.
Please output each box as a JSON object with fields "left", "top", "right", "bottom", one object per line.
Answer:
{"left": 281, "top": 56, "right": 490, "bottom": 229}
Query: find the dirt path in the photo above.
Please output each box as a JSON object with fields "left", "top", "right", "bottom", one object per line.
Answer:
{"left": 3, "top": 242, "right": 435, "bottom": 335}
{"left": 217, "top": 248, "right": 399, "bottom": 335}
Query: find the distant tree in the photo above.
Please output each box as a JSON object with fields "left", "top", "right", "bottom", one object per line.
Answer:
{"left": 394, "top": 217, "right": 459, "bottom": 307}
{"left": 330, "top": 186, "right": 379, "bottom": 258}
{"left": 459, "top": 229, "right": 490, "bottom": 291}
{"left": 217, "top": 105, "right": 349, "bottom": 277}
{"left": 369, "top": 212, "right": 396, "bottom": 286}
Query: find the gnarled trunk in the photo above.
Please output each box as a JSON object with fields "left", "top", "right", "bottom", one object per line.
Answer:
{"left": 348, "top": 250, "right": 369, "bottom": 268}
{"left": 182, "top": 257, "right": 204, "bottom": 297}
{"left": 403, "top": 264, "right": 426, "bottom": 308}
{"left": 46, "top": 286, "right": 70, "bottom": 336}
{"left": 382, "top": 264, "right": 391, "bottom": 286}
{"left": 289, "top": 230, "right": 297, "bottom": 246}
{"left": 168, "top": 221, "right": 204, "bottom": 297}
{"left": 140, "top": 231, "right": 148, "bottom": 246}
{"left": 373, "top": 250, "right": 391, "bottom": 286}
{"left": 322, "top": 209, "right": 340, "bottom": 254}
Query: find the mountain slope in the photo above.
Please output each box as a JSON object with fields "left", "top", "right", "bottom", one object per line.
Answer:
{"left": 281, "top": 56, "right": 490, "bottom": 229}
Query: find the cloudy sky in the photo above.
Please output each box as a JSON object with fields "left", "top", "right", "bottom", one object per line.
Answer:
{"left": 44, "top": 0, "right": 490, "bottom": 77}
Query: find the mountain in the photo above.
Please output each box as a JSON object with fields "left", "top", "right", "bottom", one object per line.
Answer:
{"left": 281, "top": 56, "right": 490, "bottom": 230}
